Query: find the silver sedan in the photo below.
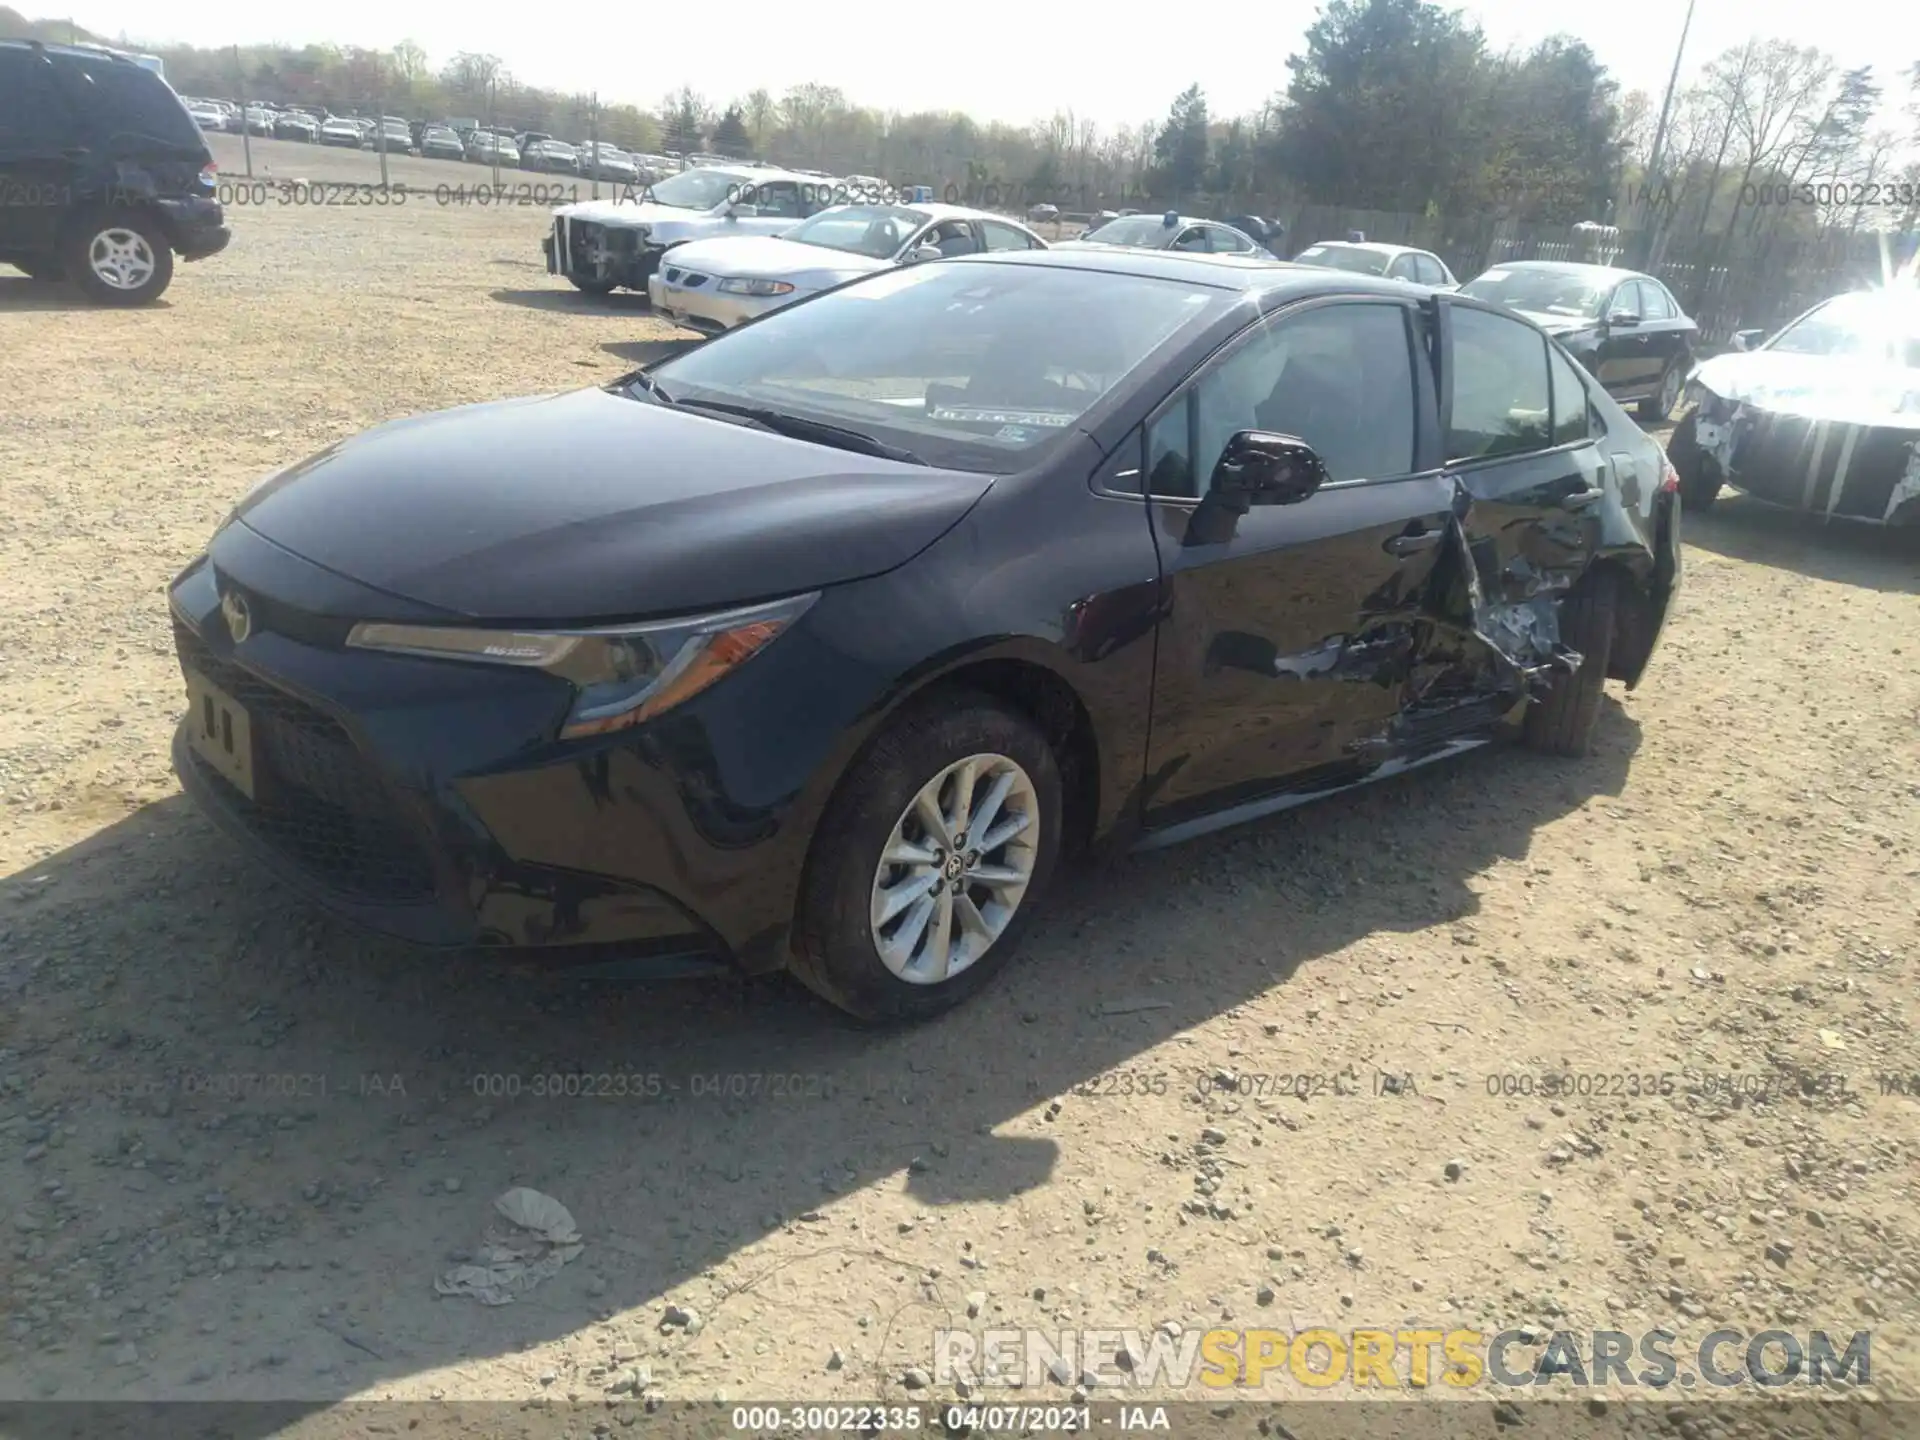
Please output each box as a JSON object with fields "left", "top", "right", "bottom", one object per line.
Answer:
{"left": 648, "top": 202, "right": 1047, "bottom": 334}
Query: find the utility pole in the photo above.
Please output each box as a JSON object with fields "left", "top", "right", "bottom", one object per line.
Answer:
{"left": 374, "top": 58, "right": 390, "bottom": 191}
{"left": 487, "top": 75, "right": 499, "bottom": 189}
{"left": 1633, "top": 0, "right": 1698, "bottom": 268}
{"left": 235, "top": 45, "right": 253, "bottom": 179}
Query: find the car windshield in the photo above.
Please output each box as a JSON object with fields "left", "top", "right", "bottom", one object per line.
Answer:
{"left": 642, "top": 262, "right": 1221, "bottom": 473}
{"left": 1081, "top": 216, "right": 1182, "bottom": 247}
{"left": 645, "top": 168, "right": 750, "bottom": 210}
{"left": 1460, "top": 267, "right": 1611, "bottom": 318}
{"left": 1292, "top": 244, "right": 1391, "bottom": 276}
{"left": 780, "top": 206, "right": 931, "bottom": 259}
{"left": 1766, "top": 293, "right": 1920, "bottom": 368}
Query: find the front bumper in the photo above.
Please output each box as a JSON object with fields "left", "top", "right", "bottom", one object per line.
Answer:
{"left": 547, "top": 214, "right": 662, "bottom": 290}
{"left": 1692, "top": 398, "right": 1920, "bottom": 525}
{"left": 156, "top": 197, "right": 230, "bottom": 260}
{"left": 164, "top": 540, "right": 842, "bottom": 969}
{"left": 647, "top": 263, "right": 804, "bottom": 333}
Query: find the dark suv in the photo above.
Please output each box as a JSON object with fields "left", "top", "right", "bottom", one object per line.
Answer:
{"left": 0, "top": 40, "right": 230, "bottom": 305}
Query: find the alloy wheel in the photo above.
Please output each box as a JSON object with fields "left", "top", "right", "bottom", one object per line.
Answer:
{"left": 87, "top": 228, "right": 157, "bottom": 292}
{"left": 869, "top": 752, "right": 1039, "bottom": 985}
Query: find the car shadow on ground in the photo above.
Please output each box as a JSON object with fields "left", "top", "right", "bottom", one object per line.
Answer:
{"left": 0, "top": 705, "right": 1641, "bottom": 1418}
{"left": 1683, "top": 492, "right": 1920, "bottom": 595}
{"left": 0, "top": 276, "right": 164, "bottom": 313}
{"left": 599, "top": 338, "right": 701, "bottom": 366}
{"left": 487, "top": 286, "right": 652, "bottom": 314}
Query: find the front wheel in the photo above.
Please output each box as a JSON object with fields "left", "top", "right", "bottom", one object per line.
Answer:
{"left": 1523, "top": 567, "right": 1619, "bottom": 758}
{"left": 791, "top": 692, "right": 1062, "bottom": 1023}
{"left": 65, "top": 209, "right": 173, "bottom": 305}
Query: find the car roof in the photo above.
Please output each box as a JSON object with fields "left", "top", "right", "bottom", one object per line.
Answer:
{"left": 1486, "top": 259, "right": 1650, "bottom": 282}
{"left": 1302, "top": 240, "right": 1431, "bottom": 259}
{"left": 937, "top": 247, "right": 1433, "bottom": 300}
{"left": 0, "top": 38, "right": 147, "bottom": 64}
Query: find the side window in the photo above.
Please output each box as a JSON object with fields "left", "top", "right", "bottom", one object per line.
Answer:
{"left": 1094, "top": 429, "right": 1146, "bottom": 494}
{"left": 1171, "top": 227, "right": 1209, "bottom": 253}
{"left": 1414, "top": 254, "right": 1448, "bottom": 286}
{"left": 0, "top": 51, "right": 74, "bottom": 152}
{"left": 1145, "top": 401, "right": 1196, "bottom": 497}
{"left": 1608, "top": 280, "right": 1644, "bottom": 320}
{"left": 1548, "top": 344, "right": 1594, "bottom": 446}
{"left": 1446, "top": 306, "right": 1552, "bottom": 461}
{"left": 1388, "top": 254, "right": 1419, "bottom": 281}
{"left": 751, "top": 182, "right": 803, "bottom": 218}
{"left": 1177, "top": 303, "right": 1417, "bottom": 492}
{"left": 1639, "top": 282, "right": 1674, "bottom": 320}
{"left": 1207, "top": 227, "right": 1252, "bottom": 254}
{"left": 982, "top": 221, "right": 1037, "bottom": 252}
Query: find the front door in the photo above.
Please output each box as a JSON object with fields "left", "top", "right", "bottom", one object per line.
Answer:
{"left": 1140, "top": 298, "right": 1455, "bottom": 830}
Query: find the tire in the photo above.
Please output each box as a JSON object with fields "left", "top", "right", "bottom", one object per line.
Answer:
{"left": 791, "top": 690, "right": 1063, "bottom": 1024}
{"left": 1639, "top": 361, "right": 1683, "bottom": 421}
{"left": 567, "top": 275, "right": 618, "bottom": 295}
{"left": 1523, "top": 567, "right": 1619, "bottom": 758}
{"left": 1667, "top": 413, "right": 1723, "bottom": 513}
{"left": 64, "top": 209, "right": 173, "bottom": 305}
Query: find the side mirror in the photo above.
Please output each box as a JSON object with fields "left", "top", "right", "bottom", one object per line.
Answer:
{"left": 726, "top": 204, "right": 759, "bottom": 219}
{"left": 1731, "top": 328, "right": 1765, "bottom": 352}
{"left": 1208, "top": 431, "right": 1328, "bottom": 509}
{"left": 907, "top": 244, "right": 943, "bottom": 264}
{"left": 1608, "top": 310, "right": 1641, "bottom": 328}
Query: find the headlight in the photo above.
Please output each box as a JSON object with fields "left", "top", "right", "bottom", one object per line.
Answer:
{"left": 346, "top": 592, "right": 817, "bottom": 739}
{"left": 716, "top": 277, "right": 796, "bottom": 296}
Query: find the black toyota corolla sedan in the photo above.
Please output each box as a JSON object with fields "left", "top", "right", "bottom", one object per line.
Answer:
{"left": 169, "top": 250, "right": 1681, "bottom": 1022}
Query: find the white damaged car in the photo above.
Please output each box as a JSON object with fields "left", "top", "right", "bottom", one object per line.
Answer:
{"left": 649, "top": 202, "right": 1048, "bottom": 334}
{"left": 1667, "top": 288, "right": 1920, "bottom": 525}
{"left": 545, "top": 165, "right": 849, "bottom": 296}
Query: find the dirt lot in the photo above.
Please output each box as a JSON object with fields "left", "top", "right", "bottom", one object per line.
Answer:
{"left": 1, "top": 134, "right": 1918, "bottom": 1428}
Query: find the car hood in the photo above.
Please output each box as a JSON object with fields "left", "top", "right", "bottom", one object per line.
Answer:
{"left": 552, "top": 198, "right": 701, "bottom": 228}
{"left": 1691, "top": 350, "right": 1920, "bottom": 427}
{"left": 228, "top": 388, "right": 993, "bottom": 623}
{"left": 664, "top": 235, "right": 889, "bottom": 284}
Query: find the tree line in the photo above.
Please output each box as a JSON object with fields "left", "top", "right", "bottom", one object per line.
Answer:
{"left": 7, "top": 0, "right": 1917, "bottom": 243}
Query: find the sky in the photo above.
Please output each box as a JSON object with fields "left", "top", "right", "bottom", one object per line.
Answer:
{"left": 55, "top": 0, "right": 1920, "bottom": 130}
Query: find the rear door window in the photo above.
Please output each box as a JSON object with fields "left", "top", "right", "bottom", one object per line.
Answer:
{"left": 50, "top": 54, "right": 203, "bottom": 151}
{"left": 0, "top": 49, "right": 74, "bottom": 153}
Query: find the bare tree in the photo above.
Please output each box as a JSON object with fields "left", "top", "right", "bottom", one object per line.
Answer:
{"left": 743, "top": 88, "right": 777, "bottom": 153}
{"left": 1710, "top": 41, "right": 1833, "bottom": 254}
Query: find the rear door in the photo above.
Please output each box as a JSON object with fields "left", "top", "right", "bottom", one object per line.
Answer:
{"left": 1438, "top": 299, "right": 1606, "bottom": 657}
{"left": 1136, "top": 296, "right": 1457, "bottom": 829}
{"left": 0, "top": 47, "right": 78, "bottom": 261}
{"left": 1634, "top": 278, "right": 1690, "bottom": 379}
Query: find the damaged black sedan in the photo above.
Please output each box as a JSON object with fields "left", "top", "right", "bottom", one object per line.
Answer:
{"left": 168, "top": 251, "right": 1681, "bottom": 1023}
{"left": 1667, "top": 288, "right": 1920, "bottom": 525}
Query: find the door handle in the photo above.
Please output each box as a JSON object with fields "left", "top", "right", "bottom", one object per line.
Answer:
{"left": 1560, "top": 488, "right": 1603, "bottom": 510}
{"left": 1384, "top": 529, "right": 1444, "bottom": 556}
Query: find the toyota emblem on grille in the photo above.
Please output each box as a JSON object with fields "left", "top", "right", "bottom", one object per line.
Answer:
{"left": 221, "top": 589, "right": 252, "bottom": 644}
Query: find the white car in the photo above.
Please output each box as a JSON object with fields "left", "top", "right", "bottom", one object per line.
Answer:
{"left": 648, "top": 202, "right": 1048, "bottom": 334}
{"left": 546, "top": 165, "right": 850, "bottom": 296}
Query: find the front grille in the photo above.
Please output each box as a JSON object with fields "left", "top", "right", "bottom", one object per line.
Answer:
{"left": 175, "top": 620, "right": 439, "bottom": 903}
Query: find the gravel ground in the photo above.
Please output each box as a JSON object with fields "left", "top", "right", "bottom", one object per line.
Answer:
{"left": 1, "top": 140, "right": 1918, "bottom": 1427}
